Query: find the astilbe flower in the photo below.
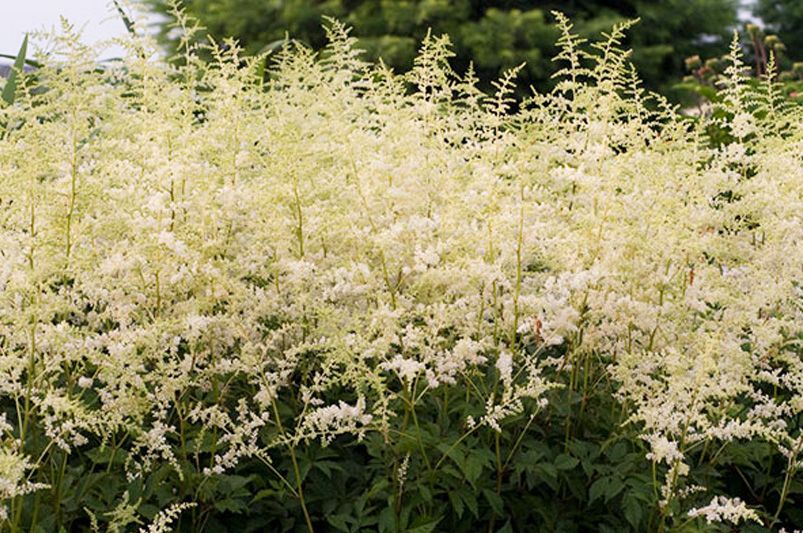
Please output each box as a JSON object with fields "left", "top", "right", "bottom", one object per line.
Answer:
{"left": 687, "top": 496, "right": 760, "bottom": 525}
{"left": 140, "top": 501, "right": 196, "bottom": 533}
{"left": 0, "top": 6, "right": 799, "bottom": 527}
{"left": 295, "top": 397, "right": 373, "bottom": 446}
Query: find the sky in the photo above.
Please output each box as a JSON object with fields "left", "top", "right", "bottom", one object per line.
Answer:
{"left": 739, "top": 0, "right": 762, "bottom": 25}
{"left": 0, "top": 0, "right": 148, "bottom": 58}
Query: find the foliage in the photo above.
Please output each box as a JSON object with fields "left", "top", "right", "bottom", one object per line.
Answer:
{"left": 0, "top": 10, "right": 802, "bottom": 533}
{"left": 755, "top": 0, "right": 803, "bottom": 63}
{"left": 142, "top": 0, "right": 738, "bottom": 94}
{"left": 1, "top": 35, "right": 29, "bottom": 106}
{"left": 676, "top": 26, "right": 803, "bottom": 119}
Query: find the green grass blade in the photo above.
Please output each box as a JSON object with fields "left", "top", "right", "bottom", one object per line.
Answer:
{"left": 2, "top": 34, "right": 28, "bottom": 105}
{"left": 0, "top": 54, "right": 41, "bottom": 69}
{"left": 113, "top": 0, "right": 137, "bottom": 36}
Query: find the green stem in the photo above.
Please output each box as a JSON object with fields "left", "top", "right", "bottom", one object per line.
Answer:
{"left": 433, "top": 426, "right": 480, "bottom": 471}
{"left": 770, "top": 438, "right": 802, "bottom": 527}
{"left": 488, "top": 432, "right": 503, "bottom": 533}
{"left": 502, "top": 413, "right": 538, "bottom": 471}
{"left": 270, "top": 399, "right": 314, "bottom": 533}
{"left": 510, "top": 198, "right": 524, "bottom": 348}
{"left": 657, "top": 403, "right": 695, "bottom": 533}
{"left": 405, "top": 386, "right": 433, "bottom": 473}
{"left": 65, "top": 125, "right": 78, "bottom": 260}
{"left": 292, "top": 180, "right": 304, "bottom": 258}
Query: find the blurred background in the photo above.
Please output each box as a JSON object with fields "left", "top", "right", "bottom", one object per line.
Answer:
{"left": 2, "top": 0, "right": 802, "bottom": 100}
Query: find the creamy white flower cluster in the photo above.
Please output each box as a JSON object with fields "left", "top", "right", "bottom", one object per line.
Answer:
{"left": 296, "top": 397, "right": 373, "bottom": 446}
{"left": 0, "top": 12, "right": 799, "bottom": 526}
{"left": 0, "top": 448, "right": 49, "bottom": 521}
{"left": 687, "top": 496, "right": 760, "bottom": 525}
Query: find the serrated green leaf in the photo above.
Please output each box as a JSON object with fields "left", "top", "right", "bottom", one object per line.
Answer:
{"left": 604, "top": 476, "right": 625, "bottom": 502}
{"left": 314, "top": 459, "right": 345, "bottom": 478}
{"left": 378, "top": 506, "right": 396, "bottom": 533}
{"left": 405, "top": 517, "right": 441, "bottom": 533}
{"left": 418, "top": 483, "right": 433, "bottom": 504}
{"left": 326, "top": 513, "right": 352, "bottom": 532}
{"left": 399, "top": 504, "right": 412, "bottom": 530}
{"left": 367, "top": 478, "right": 391, "bottom": 499}
{"left": 482, "top": 489, "right": 504, "bottom": 516}
{"left": 462, "top": 455, "right": 484, "bottom": 485}
{"left": 461, "top": 489, "right": 479, "bottom": 518}
{"left": 250, "top": 488, "right": 279, "bottom": 503}
{"left": 623, "top": 493, "right": 643, "bottom": 529}
{"left": 589, "top": 477, "right": 608, "bottom": 504}
{"left": 605, "top": 442, "right": 627, "bottom": 462}
{"left": 436, "top": 441, "right": 465, "bottom": 466}
{"left": 138, "top": 503, "right": 159, "bottom": 520}
{"left": 537, "top": 462, "right": 558, "bottom": 480}
{"left": 448, "top": 490, "right": 464, "bottom": 519}
{"left": 213, "top": 497, "right": 248, "bottom": 514}
{"left": 219, "top": 474, "right": 252, "bottom": 492}
{"left": 554, "top": 453, "right": 579, "bottom": 470}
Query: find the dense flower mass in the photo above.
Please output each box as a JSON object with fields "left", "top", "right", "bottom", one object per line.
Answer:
{"left": 0, "top": 7, "right": 801, "bottom": 532}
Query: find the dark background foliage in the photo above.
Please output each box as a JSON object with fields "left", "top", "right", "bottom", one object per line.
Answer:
{"left": 755, "top": 0, "right": 803, "bottom": 57}
{"left": 144, "top": 0, "right": 741, "bottom": 95}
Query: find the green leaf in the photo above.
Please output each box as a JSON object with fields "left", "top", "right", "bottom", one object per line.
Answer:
{"left": 399, "top": 504, "right": 412, "bottom": 530}
{"left": 405, "top": 517, "right": 441, "bottom": 533}
{"left": 436, "top": 441, "right": 465, "bottom": 467}
{"left": 326, "top": 513, "right": 352, "bottom": 532}
{"left": 482, "top": 489, "right": 504, "bottom": 516}
{"left": 258, "top": 39, "right": 287, "bottom": 56}
{"left": 461, "top": 454, "right": 484, "bottom": 485}
{"left": 623, "top": 493, "right": 643, "bottom": 529}
{"left": 604, "top": 476, "right": 625, "bottom": 503}
{"left": 604, "top": 442, "right": 627, "bottom": 462}
{"left": 460, "top": 488, "right": 479, "bottom": 518}
{"left": 138, "top": 503, "right": 159, "bottom": 520}
{"left": 256, "top": 55, "right": 267, "bottom": 86}
{"left": 2, "top": 34, "right": 28, "bottom": 105}
{"left": 448, "top": 490, "right": 464, "bottom": 519}
{"left": 378, "top": 506, "right": 396, "bottom": 533}
{"left": 367, "top": 478, "right": 391, "bottom": 499}
{"left": 250, "top": 488, "right": 279, "bottom": 503}
{"left": 219, "top": 474, "right": 252, "bottom": 492}
{"left": 554, "top": 453, "right": 579, "bottom": 470}
{"left": 85, "top": 445, "right": 128, "bottom": 465}
{"left": 0, "top": 54, "right": 41, "bottom": 68}
{"left": 417, "top": 483, "right": 433, "bottom": 504}
{"left": 565, "top": 474, "right": 587, "bottom": 501}
{"left": 314, "top": 459, "right": 345, "bottom": 478}
{"left": 589, "top": 477, "right": 608, "bottom": 504}
{"left": 534, "top": 462, "right": 559, "bottom": 490}
{"left": 213, "top": 497, "right": 248, "bottom": 513}
{"left": 498, "top": 520, "right": 514, "bottom": 533}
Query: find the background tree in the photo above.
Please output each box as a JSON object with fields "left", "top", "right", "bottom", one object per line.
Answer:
{"left": 755, "top": 0, "right": 803, "bottom": 62}
{"left": 144, "top": 0, "right": 738, "bottom": 95}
